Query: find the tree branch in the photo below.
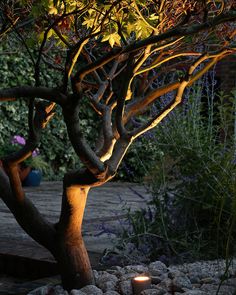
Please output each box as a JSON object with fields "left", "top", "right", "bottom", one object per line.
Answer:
{"left": 63, "top": 96, "right": 105, "bottom": 176}
{"left": 0, "top": 86, "right": 67, "bottom": 105}
{"left": 72, "top": 10, "right": 236, "bottom": 87}
{"left": 96, "top": 106, "right": 116, "bottom": 162}
{"left": 130, "top": 48, "right": 235, "bottom": 139}
{"left": 0, "top": 168, "right": 56, "bottom": 252}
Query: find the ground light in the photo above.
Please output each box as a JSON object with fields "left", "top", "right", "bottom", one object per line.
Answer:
{"left": 132, "top": 275, "right": 151, "bottom": 294}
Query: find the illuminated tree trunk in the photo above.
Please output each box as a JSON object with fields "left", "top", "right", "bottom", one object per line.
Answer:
{"left": 55, "top": 184, "right": 95, "bottom": 290}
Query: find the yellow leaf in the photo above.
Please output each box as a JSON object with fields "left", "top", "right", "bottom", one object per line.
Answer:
{"left": 101, "top": 34, "right": 110, "bottom": 42}
{"left": 102, "top": 33, "right": 121, "bottom": 48}
{"left": 82, "top": 18, "right": 94, "bottom": 28}
{"left": 109, "top": 35, "right": 115, "bottom": 47}
{"left": 48, "top": 6, "right": 58, "bottom": 15}
{"left": 47, "top": 29, "right": 53, "bottom": 38}
{"left": 127, "top": 23, "right": 135, "bottom": 35}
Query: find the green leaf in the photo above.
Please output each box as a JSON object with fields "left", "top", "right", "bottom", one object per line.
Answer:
{"left": 102, "top": 32, "right": 121, "bottom": 47}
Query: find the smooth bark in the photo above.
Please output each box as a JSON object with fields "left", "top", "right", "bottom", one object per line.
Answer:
{"left": 55, "top": 178, "right": 96, "bottom": 290}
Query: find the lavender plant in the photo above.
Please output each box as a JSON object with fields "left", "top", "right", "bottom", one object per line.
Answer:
{"left": 102, "top": 74, "right": 236, "bottom": 265}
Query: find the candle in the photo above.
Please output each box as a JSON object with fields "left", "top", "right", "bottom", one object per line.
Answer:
{"left": 132, "top": 275, "right": 151, "bottom": 295}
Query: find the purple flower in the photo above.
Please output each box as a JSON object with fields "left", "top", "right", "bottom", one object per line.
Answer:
{"left": 32, "top": 148, "right": 40, "bottom": 157}
{"left": 11, "top": 135, "right": 39, "bottom": 157}
{"left": 11, "top": 135, "right": 26, "bottom": 145}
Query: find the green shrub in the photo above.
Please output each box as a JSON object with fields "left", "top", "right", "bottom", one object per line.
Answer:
{"left": 0, "top": 44, "right": 158, "bottom": 181}
{"left": 103, "top": 82, "right": 236, "bottom": 265}
{"left": 0, "top": 46, "right": 81, "bottom": 179}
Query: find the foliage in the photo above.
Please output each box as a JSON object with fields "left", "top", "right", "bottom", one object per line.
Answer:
{"left": 102, "top": 81, "right": 236, "bottom": 265}
{"left": 0, "top": 44, "right": 156, "bottom": 181}
{"left": 149, "top": 96, "right": 236, "bottom": 261}
{"left": 0, "top": 1, "right": 235, "bottom": 181}
{"left": 0, "top": 134, "right": 49, "bottom": 172}
{"left": 0, "top": 0, "right": 236, "bottom": 290}
{"left": 117, "top": 134, "right": 160, "bottom": 181}
{"left": 0, "top": 46, "right": 79, "bottom": 178}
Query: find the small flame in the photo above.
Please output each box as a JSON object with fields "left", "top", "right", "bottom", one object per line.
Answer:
{"left": 133, "top": 276, "right": 150, "bottom": 282}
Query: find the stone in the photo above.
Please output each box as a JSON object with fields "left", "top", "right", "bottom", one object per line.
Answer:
{"left": 70, "top": 290, "right": 86, "bottom": 295}
{"left": 149, "top": 261, "right": 168, "bottom": 276}
{"left": 157, "top": 278, "right": 172, "bottom": 292}
{"left": 28, "top": 284, "right": 68, "bottom": 295}
{"left": 118, "top": 279, "right": 133, "bottom": 295}
{"left": 103, "top": 291, "right": 120, "bottom": 295}
{"left": 93, "top": 270, "right": 99, "bottom": 280}
{"left": 188, "top": 272, "right": 200, "bottom": 284}
{"left": 124, "top": 265, "right": 149, "bottom": 274}
{"left": 140, "top": 289, "right": 165, "bottom": 295}
{"left": 202, "top": 284, "right": 236, "bottom": 294}
{"left": 120, "top": 272, "right": 139, "bottom": 281}
{"left": 79, "top": 285, "right": 103, "bottom": 295}
{"left": 140, "top": 287, "right": 166, "bottom": 295}
{"left": 172, "top": 275, "right": 192, "bottom": 292}
{"left": 98, "top": 279, "right": 117, "bottom": 292}
{"left": 54, "top": 286, "right": 69, "bottom": 295}
{"left": 168, "top": 270, "right": 183, "bottom": 279}
{"left": 200, "top": 277, "right": 214, "bottom": 284}
{"left": 223, "top": 277, "right": 236, "bottom": 286}
{"left": 106, "top": 269, "right": 121, "bottom": 275}
{"left": 182, "top": 290, "right": 207, "bottom": 295}
{"left": 150, "top": 276, "right": 162, "bottom": 284}
{"left": 96, "top": 272, "right": 118, "bottom": 292}
{"left": 25, "top": 257, "right": 236, "bottom": 295}
{"left": 192, "top": 284, "right": 201, "bottom": 289}
{"left": 110, "top": 265, "right": 126, "bottom": 273}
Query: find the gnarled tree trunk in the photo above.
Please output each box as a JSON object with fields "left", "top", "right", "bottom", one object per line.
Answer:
{"left": 53, "top": 185, "right": 95, "bottom": 290}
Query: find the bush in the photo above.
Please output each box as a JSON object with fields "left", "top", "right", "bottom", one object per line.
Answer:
{"left": 0, "top": 45, "right": 87, "bottom": 179}
{"left": 0, "top": 44, "right": 156, "bottom": 181}
{"left": 102, "top": 79, "right": 236, "bottom": 265}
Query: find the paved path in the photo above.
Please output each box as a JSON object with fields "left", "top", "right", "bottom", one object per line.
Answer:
{"left": 0, "top": 181, "right": 151, "bottom": 276}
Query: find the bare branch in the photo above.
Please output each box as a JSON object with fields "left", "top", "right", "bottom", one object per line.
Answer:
{"left": 97, "top": 106, "right": 116, "bottom": 162}
{"left": 105, "top": 137, "right": 133, "bottom": 175}
{"left": 126, "top": 81, "right": 180, "bottom": 120}
{"left": 73, "top": 10, "right": 236, "bottom": 87}
{"left": 0, "top": 16, "right": 19, "bottom": 38}
{"left": 3, "top": 102, "right": 55, "bottom": 166}
{"left": 115, "top": 55, "right": 135, "bottom": 137}
{"left": 130, "top": 48, "right": 235, "bottom": 139}
{"left": 0, "top": 168, "right": 56, "bottom": 251}
{"left": 0, "top": 86, "right": 67, "bottom": 105}
{"left": 63, "top": 96, "right": 105, "bottom": 176}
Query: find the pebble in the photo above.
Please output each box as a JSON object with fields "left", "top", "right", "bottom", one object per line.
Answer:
{"left": 149, "top": 261, "right": 168, "bottom": 276}
{"left": 27, "top": 258, "right": 236, "bottom": 295}
{"left": 78, "top": 285, "right": 103, "bottom": 295}
{"left": 118, "top": 279, "right": 133, "bottom": 295}
{"left": 95, "top": 272, "right": 118, "bottom": 292}
{"left": 124, "top": 264, "right": 149, "bottom": 274}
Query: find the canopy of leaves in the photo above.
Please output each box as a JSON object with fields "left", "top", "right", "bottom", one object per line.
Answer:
{"left": 2, "top": 1, "right": 236, "bottom": 48}
{"left": 0, "top": 0, "right": 236, "bottom": 179}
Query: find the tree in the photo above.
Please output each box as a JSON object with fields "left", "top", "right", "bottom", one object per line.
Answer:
{"left": 0, "top": 0, "right": 235, "bottom": 291}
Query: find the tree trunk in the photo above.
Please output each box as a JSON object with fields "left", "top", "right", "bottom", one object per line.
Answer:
{"left": 54, "top": 185, "right": 95, "bottom": 291}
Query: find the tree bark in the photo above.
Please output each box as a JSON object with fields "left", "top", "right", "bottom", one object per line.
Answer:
{"left": 54, "top": 183, "right": 95, "bottom": 290}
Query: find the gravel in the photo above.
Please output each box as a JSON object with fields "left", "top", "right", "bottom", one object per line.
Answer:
{"left": 27, "top": 258, "right": 236, "bottom": 295}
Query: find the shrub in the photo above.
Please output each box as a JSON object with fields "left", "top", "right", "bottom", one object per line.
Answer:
{"left": 102, "top": 79, "right": 236, "bottom": 265}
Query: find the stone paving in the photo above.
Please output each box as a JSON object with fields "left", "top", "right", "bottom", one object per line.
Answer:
{"left": 0, "top": 181, "right": 151, "bottom": 256}
{"left": 0, "top": 181, "right": 151, "bottom": 294}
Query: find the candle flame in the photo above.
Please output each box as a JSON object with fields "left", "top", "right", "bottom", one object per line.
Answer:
{"left": 133, "top": 276, "right": 150, "bottom": 282}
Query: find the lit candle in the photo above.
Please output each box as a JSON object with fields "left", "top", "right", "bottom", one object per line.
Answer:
{"left": 132, "top": 275, "right": 151, "bottom": 295}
